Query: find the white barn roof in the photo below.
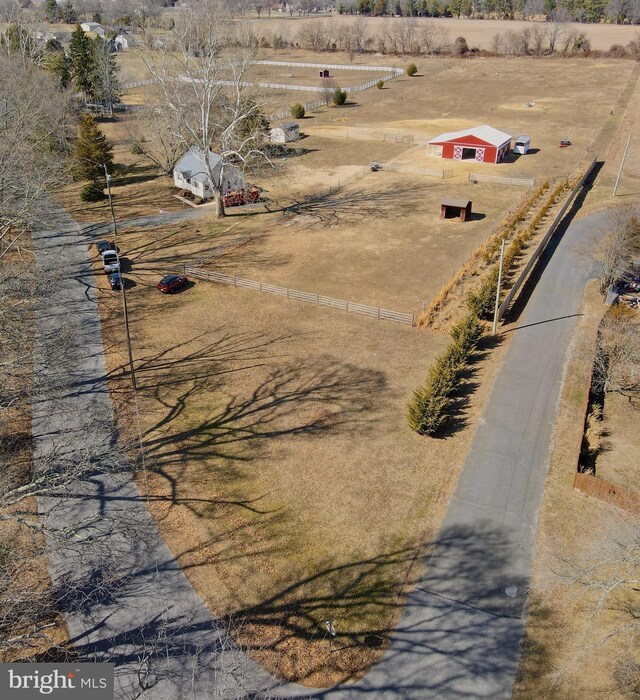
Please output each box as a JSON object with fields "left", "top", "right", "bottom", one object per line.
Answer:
{"left": 428, "top": 125, "right": 512, "bottom": 147}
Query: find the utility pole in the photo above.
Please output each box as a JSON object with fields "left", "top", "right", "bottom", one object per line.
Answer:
{"left": 492, "top": 239, "right": 506, "bottom": 335}
{"left": 613, "top": 135, "right": 631, "bottom": 197}
{"left": 104, "top": 165, "right": 136, "bottom": 392}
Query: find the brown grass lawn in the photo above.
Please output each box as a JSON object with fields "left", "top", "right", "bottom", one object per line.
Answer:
{"left": 514, "top": 281, "right": 639, "bottom": 699}
{"left": 88, "top": 54, "right": 638, "bottom": 686}
{"left": 94, "top": 218, "right": 511, "bottom": 684}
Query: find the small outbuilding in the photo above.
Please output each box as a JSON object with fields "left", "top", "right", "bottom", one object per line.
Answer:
{"left": 319, "top": 69, "right": 330, "bottom": 78}
{"left": 80, "top": 22, "right": 105, "bottom": 37}
{"left": 427, "top": 125, "right": 512, "bottom": 164}
{"left": 440, "top": 199, "right": 473, "bottom": 222}
{"left": 269, "top": 122, "right": 300, "bottom": 144}
{"left": 513, "top": 135, "right": 531, "bottom": 155}
{"left": 113, "top": 33, "right": 133, "bottom": 51}
{"left": 173, "top": 147, "right": 245, "bottom": 200}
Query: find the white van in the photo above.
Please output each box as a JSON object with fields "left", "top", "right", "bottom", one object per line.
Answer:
{"left": 513, "top": 136, "right": 531, "bottom": 155}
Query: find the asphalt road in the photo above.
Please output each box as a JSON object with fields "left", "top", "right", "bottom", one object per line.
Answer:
{"left": 31, "top": 199, "right": 607, "bottom": 699}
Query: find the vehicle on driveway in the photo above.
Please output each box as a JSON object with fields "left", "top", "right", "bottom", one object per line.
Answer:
{"left": 101, "top": 250, "right": 120, "bottom": 273}
{"left": 108, "top": 273, "right": 123, "bottom": 291}
{"left": 157, "top": 274, "right": 189, "bottom": 294}
{"left": 96, "top": 240, "right": 115, "bottom": 255}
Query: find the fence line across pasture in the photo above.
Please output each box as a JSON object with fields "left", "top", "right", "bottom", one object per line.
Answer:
{"left": 184, "top": 265, "right": 415, "bottom": 327}
{"left": 381, "top": 163, "right": 453, "bottom": 179}
{"left": 468, "top": 172, "right": 536, "bottom": 187}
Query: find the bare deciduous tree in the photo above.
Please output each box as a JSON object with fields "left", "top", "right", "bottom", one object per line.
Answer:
{"left": 0, "top": 57, "right": 72, "bottom": 260}
{"left": 140, "top": 4, "right": 272, "bottom": 217}
{"left": 592, "top": 312, "right": 640, "bottom": 399}
{"left": 599, "top": 206, "right": 640, "bottom": 294}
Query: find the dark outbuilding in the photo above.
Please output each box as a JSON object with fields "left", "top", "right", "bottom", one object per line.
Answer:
{"left": 440, "top": 199, "right": 473, "bottom": 222}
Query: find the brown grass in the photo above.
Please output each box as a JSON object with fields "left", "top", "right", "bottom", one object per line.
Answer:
{"left": 93, "top": 209, "right": 512, "bottom": 684}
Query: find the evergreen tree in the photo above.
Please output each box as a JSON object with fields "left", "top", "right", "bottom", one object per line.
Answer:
{"left": 44, "top": 0, "right": 60, "bottom": 23}
{"left": 43, "top": 44, "right": 71, "bottom": 89}
{"left": 72, "top": 113, "right": 114, "bottom": 181}
{"left": 90, "top": 38, "right": 122, "bottom": 115}
{"left": 68, "top": 25, "right": 94, "bottom": 97}
{"left": 61, "top": 1, "right": 78, "bottom": 24}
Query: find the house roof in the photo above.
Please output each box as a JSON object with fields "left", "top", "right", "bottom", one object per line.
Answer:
{"left": 428, "top": 125, "right": 512, "bottom": 148}
{"left": 174, "top": 147, "right": 222, "bottom": 177}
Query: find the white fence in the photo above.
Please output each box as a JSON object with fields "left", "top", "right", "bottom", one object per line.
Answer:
{"left": 122, "top": 62, "right": 403, "bottom": 123}
{"left": 469, "top": 173, "right": 535, "bottom": 187}
{"left": 381, "top": 163, "right": 453, "bottom": 179}
{"left": 184, "top": 265, "right": 415, "bottom": 326}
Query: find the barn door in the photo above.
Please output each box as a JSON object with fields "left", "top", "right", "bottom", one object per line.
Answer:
{"left": 453, "top": 145, "right": 463, "bottom": 160}
{"left": 475, "top": 148, "right": 485, "bottom": 162}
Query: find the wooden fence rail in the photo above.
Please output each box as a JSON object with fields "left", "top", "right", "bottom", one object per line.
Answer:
{"left": 184, "top": 266, "right": 415, "bottom": 326}
{"left": 469, "top": 173, "right": 535, "bottom": 187}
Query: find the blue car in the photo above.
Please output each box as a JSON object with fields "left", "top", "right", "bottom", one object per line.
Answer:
{"left": 108, "top": 273, "right": 123, "bottom": 291}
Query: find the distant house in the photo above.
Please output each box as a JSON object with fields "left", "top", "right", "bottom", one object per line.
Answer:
{"left": 80, "top": 22, "right": 105, "bottom": 37}
{"left": 113, "top": 33, "right": 133, "bottom": 51}
{"left": 173, "top": 147, "right": 246, "bottom": 200}
{"left": 269, "top": 122, "right": 300, "bottom": 144}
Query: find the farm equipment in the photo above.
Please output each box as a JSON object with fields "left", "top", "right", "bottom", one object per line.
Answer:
{"left": 370, "top": 162, "right": 381, "bottom": 172}
{"left": 559, "top": 137, "right": 572, "bottom": 148}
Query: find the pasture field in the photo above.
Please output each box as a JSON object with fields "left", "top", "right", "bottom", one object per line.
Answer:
{"left": 244, "top": 14, "right": 640, "bottom": 53}
{"left": 91, "top": 54, "right": 638, "bottom": 684}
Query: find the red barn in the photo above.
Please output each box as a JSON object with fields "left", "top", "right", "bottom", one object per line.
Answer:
{"left": 427, "top": 125, "right": 512, "bottom": 164}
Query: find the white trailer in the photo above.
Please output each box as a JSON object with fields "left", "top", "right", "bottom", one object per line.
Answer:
{"left": 513, "top": 135, "right": 531, "bottom": 155}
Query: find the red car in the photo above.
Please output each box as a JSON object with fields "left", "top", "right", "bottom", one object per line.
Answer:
{"left": 157, "top": 275, "right": 189, "bottom": 294}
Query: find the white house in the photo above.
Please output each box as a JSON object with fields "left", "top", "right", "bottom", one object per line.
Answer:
{"left": 269, "top": 122, "right": 300, "bottom": 144}
{"left": 173, "top": 147, "right": 246, "bottom": 200}
{"left": 80, "top": 22, "right": 105, "bottom": 37}
{"left": 114, "top": 33, "right": 133, "bottom": 51}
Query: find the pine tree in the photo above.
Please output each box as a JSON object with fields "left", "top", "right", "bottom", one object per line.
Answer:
{"left": 90, "top": 38, "right": 122, "bottom": 115}
{"left": 44, "top": 0, "right": 60, "bottom": 23}
{"left": 72, "top": 113, "right": 114, "bottom": 182}
{"left": 44, "top": 50, "right": 71, "bottom": 89}
{"left": 68, "top": 25, "right": 94, "bottom": 98}
{"left": 61, "top": 1, "right": 78, "bottom": 25}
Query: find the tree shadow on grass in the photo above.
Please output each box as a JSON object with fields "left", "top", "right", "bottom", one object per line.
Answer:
{"left": 284, "top": 183, "right": 428, "bottom": 228}
{"left": 58, "top": 520, "right": 534, "bottom": 698}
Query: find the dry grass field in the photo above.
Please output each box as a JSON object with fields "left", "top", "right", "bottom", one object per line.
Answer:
{"left": 95, "top": 232, "right": 511, "bottom": 684}
{"left": 86, "top": 54, "right": 640, "bottom": 685}
{"left": 246, "top": 15, "right": 640, "bottom": 53}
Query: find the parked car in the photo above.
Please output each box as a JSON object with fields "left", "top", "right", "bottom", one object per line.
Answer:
{"left": 157, "top": 274, "right": 188, "bottom": 294}
{"left": 96, "top": 240, "right": 114, "bottom": 255}
{"left": 101, "top": 250, "right": 120, "bottom": 273}
{"left": 108, "top": 273, "right": 123, "bottom": 291}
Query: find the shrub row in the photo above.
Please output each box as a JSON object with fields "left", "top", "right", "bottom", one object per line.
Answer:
{"left": 409, "top": 167, "right": 587, "bottom": 434}
{"left": 407, "top": 312, "right": 484, "bottom": 435}
{"left": 470, "top": 176, "right": 576, "bottom": 319}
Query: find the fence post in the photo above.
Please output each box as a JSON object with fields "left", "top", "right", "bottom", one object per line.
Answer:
{"left": 234, "top": 276, "right": 237, "bottom": 287}
{"left": 377, "top": 307, "right": 380, "bottom": 320}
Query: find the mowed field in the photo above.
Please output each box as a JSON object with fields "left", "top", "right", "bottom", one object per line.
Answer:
{"left": 93, "top": 55, "right": 638, "bottom": 685}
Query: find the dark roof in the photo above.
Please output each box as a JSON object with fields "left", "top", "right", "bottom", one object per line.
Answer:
{"left": 441, "top": 199, "right": 472, "bottom": 208}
